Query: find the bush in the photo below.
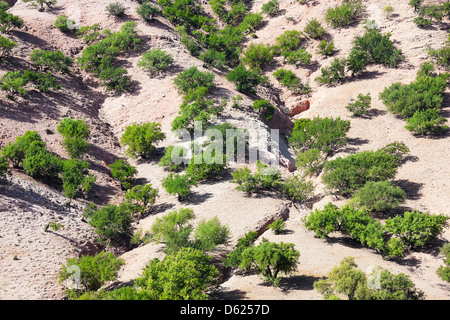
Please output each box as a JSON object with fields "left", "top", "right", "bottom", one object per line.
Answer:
{"left": 279, "top": 175, "right": 314, "bottom": 202}
{"left": 0, "top": 71, "right": 28, "bottom": 100}
{"left": 351, "top": 180, "right": 406, "bottom": 212}
{"left": 315, "top": 57, "right": 347, "bottom": 85}
{"left": 0, "top": 131, "right": 46, "bottom": 167}
{"left": 304, "top": 18, "right": 325, "bottom": 39}
{"left": 242, "top": 42, "right": 274, "bottom": 69}
{"left": 413, "top": 16, "right": 433, "bottom": 28}
{"left": 138, "top": 48, "right": 173, "bottom": 76}
{"left": 253, "top": 99, "right": 275, "bottom": 121}
{"left": 57, "top": 118, "right": 90, "bottom": 159}
{"left": 351, "top": 29, "right": 403, "bottom": 68}
{"left": 162, "top": 173, "right": 197, "bottom": 201}
{"left": 437, "top": 244, "right": 450, "bottom": 282}
{"left": 22, "top": 149, "right": 62, "bottom": 179}
{"left": 288, "top": 116, "right": 350, "bottom": 155}
{"left": 59, "top": 251, "right": 124, "bottom": 294}
{"left": 136, "top": 2, "right": 159, "bottom": 22}
{"left": 281, "top": 48, "right": 312, "bottom": 66}
{"left": 109, "top": 159, "right": 137, "bottom": 190}
{"left": 274, "top": 30, "right": 303, "bottom": 55}
{"left": 88, "top": 203, "right": 134, "bottom": 243}
{"left": 135, "top": 247, "right": 218, "bottom": 300}
{"left": 325, "top": 0, "right": 365, "bottom": 28}
{"left": 0, "top": 35, "right": 16, "bottom": 60}
{"left": 54, "top": 15, "right": 75, "bottom": 33}
{"left": 346, "top": 93, "right": 371, "bottom": 117}
{"left": 226, "top": 64, "right": 268, "bottom": 93}
{"left": 304, "top": 203, "right": 341, "bottom": 239}
{"left": 384, "top": 211, "right": 448, "bottom": 251}
{"left": 158, "top": 145, "right": 188, "bottom": 172}
{"left": 0, "top": 7, "right": 24, "bottom": 33}
{"left": 30, "top": 49, "right": 73, "bottom": 73}
{"left": 23, "top": 0, "right": 57, "bottom": 12}
{"left": 384, "top": 5, "right": 394, "bottom": 18}
{"left": 427, "top": 34, "right": 450, "bottom": 70}
{"left": 158, "top": 0, "right": 212, "bottom": 31}
{"left": 106, "top": 2, "right": 127, "bottom": 17}
{"left": 261, "top": 0, "right": 279, "bottom": 17}
{"left": 230, "top": 160, "right": 281, "bottom": 194}
{"left": 98, "top": 66, "right": 131, "bottom": 92}
{"left": 379, "top": 64, "right": 448, "bottom": 118}
{"left": 173, "top": 66, "right": 215, "bottom": 94}
{"left": 240, "top": 239, "right": 300, "bottom": 286}
{"left": 192, "top": 216, "right": 230, "bottom": 251}
{"left": 295, "top": 148, "right": 324, "bottom": 176}
{"left": 61, "top": 159, "right": 93, "bottom": 199}
{"left": 269, "top": 219, "right": 286, "bottom": 235}
{"left": 124, "top": 183, "right": 159, "bottom": 215}
{"left": 322, "top": 147, "right": 402, "bottom": 196}
{"left": 316, "top": 39, "right": 335, "bottom": 56}
{"left": 273, "top": 68, "right": 308, "bottom": 94}
{"left": 405, "top": 108, "right": 448, "bottom": 135}
{"left": 120, "top": 122, "right": 165, "bottom": 159}
{"left": 314, "top": 257, "right": 424, "bottom": 300}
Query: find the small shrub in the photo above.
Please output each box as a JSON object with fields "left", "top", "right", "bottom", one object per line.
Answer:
{"left": 120, "top": 122, "right": 165, "bottom": 159}
{"left": 383, "top": 5, "right": 394, "bottom": 19}
{"left": 98, "top": 66, "right": 131, "bottom": 92}
{"left": 138, "top": 48, "right": 173, "bottom": 76}
{"left": 261, "top": 0, "right": 279, "bottom": 17}
{"left": 288, "top": 116, "right": 350, "bottom": 155}
{"left": 275, "top": 30, "right": 303, "bottom": 53}
{"left": 316, "top": 39, "right": 335, "bottom": 56}
{"left": 281, "top": 48, "right": 312, "bottom": 66}
{"left": 279, "top": 175, "right": 314, "bottom": 202}
{"left": 405, "top": 108, "right": 448, "bottom": 135}
{"left": 253, "top": 99, "right": 275, "bottom": 121}
{"left": 269, "top": 219, "right": 286, "bottom": 235}
{"left": 315, "top": 57, "right": 347, "bottom": 85}
{"left": 273, "top": 68, "right": 308, "bottom": 94}
{"left": 242, "top": 42, "right": 274, "bottom": 69}
{"left": 88, "top": 203, "right": 134, "bottom": 243}
{"left": 351, "top": 180, "right": 406, "bottom": 212}
{"left": 295, "top": 148, "right": 324, "bottom": 176}
{"left": 57, "top": 118, "right": 90, "bottom": 159}
{"left": 413, "top": 16, "right": 433, "bottom": 28}
{"left": 106, "top": 2, "right": 127, "bottom": 18}
{"left": 124, "top": 183, "right": 159, "bottom": 215}
{"left": 110, "top": 159, "right": 136, "bottom": 190}
{"left": 23, "top": 0, "right": 57, "bottom": 12}
{"left": 346, "top": 93, "right": 371, "bottom": 117}
{"left": 30, "top": 49, "right": 73, "bottom": 73}
{"left": 325, "top": 0, "right": 365, "bottom": 28}
{"left": 0, "top": 35, "right": 16, "bottom": 60}
{"left": 0, "top": 7, "right": 24, "bottom": 33}
{"left": 226, "top": 64, "right": 268, "bottom": 93}
{"left": 304, "top": 18, "right": 325, "bottom": 39}
{"left": 136, "top": 2, "right": 159, "bottom": 22}
{"left": 173, "top": 66, "right": 215, "bottom": 94}
{"left": 162, "top": 173, "right": 197, "bottom": 201}
{"left": 54, "top": 15, "right": 75, "bottom": 33}
{"left": 59, "top": 251, "right": 124, "bottom": 293}
{"left": 61, "top": 159, "right": 93, "bottom": 199}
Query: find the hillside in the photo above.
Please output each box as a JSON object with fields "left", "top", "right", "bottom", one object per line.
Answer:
{"left": 0, "top": 0, "right": 449, "bottom": 300}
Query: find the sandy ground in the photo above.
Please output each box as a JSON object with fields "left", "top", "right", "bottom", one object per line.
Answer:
{"left": 0, "top": 0, "right": 449, "bottom": 300}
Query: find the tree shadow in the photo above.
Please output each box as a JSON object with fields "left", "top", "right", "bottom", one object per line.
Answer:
{"left": 148, "top": 202, "right": 175, "bottom": 215}
{"left": 278, "top": 274, "right": 323, "bottom": 293}
{"left": 210, "top": 288, "right": 247, "bottom": 300}
{"left": 184, "top": 191, "right": 214, "bottom": 205}
{"left": 394, "top": 179, "right": 423, "bottom": 200}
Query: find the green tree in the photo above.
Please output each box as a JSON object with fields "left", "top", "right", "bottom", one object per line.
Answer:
{"left": 23, "top": 0, "right": 57, "bottom": 11}
{"left": 384, "top": 210, "right": 448, "bottom": 251}
{"left": 59, "top": 251, "right": 124, "bottom": 294}
{"left": 0, "top": 8, "right": 23, "bottom": 33}
{"left": 162, "top": 173, "right": 197, "bottom": 201}
{"left": 61, "top": 159, "right": 93, "bottom": 198}
{"left": 242, "top": 42, "right": 274, "bottom": 69}
{"left": 57, "top": 118, "right": 90, "bottom": 159}
{"left": 325, "top": 0, "right": 365, "bottom": 28}
{"left": 138, "top": 48, "right": 173, "bottom": 76}
{"left": 30, "top": 49, "right": 73, "bottom": 73}
{"left": 109, "top": 159, "right": 137, "bottom": 190}
{"left": 405, "top": 108, "right": 448, "bottom": 135}
{"left": 135, "top": 247, "right": 219, "bottom": 300}
{"left": 315, "top": 57, "right": 347, "bottom": 85}
{"left": 136, "top": 2, "right": 159, "bottom": 22}
{"left": 240, "top": 239, "right": 300, "bottom": 286}
{"left": 346, "top": 93, "right": 371, "bottom": 117}
{"left": 124, "top": 183, "right": 159, "bottom": 215}
{"left": 304, "top": 18, "right": 325, "bottom": 39}
{"left": 226, "top": 64, "right": 268, "bottom": 93}
{"left": 88, "top": 203, "right": 135, "bottom": 243}
{"left": 436, "top": 243, "right": 450, "bottom": 282}
{"left": 261, "top": 0, "right": 279, "bottom": 17}
{"left": 173, "top": 66, "right": 215, "bottom": 94}
{"left": 351, "top": 180, "right": 406, "bottom": 212}
{"left": 0, "top": 131, "right": 46, "bottom": 167}
{"left": 120, "top": 122, "right": 165, "bottom": 159}
{"left": 288, "top": 116, "right": 350, "bottom": 156}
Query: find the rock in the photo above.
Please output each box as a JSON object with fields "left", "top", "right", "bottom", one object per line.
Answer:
{"left": 289, "top": 100, "right": 310, "bottom": 116}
